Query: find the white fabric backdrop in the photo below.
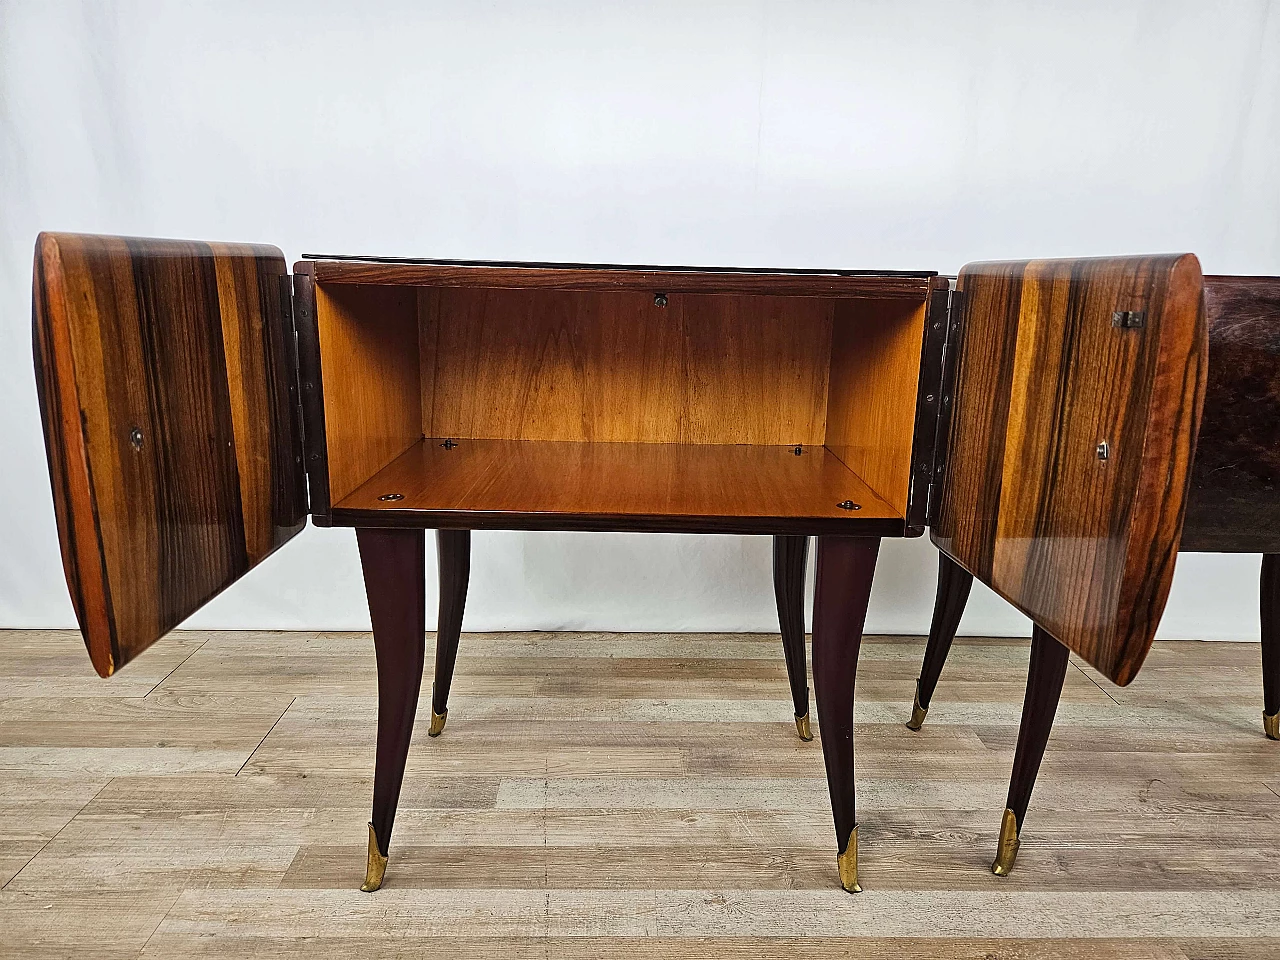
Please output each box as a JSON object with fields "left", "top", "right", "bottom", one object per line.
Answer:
{"left": 2, "top": 1, "right": 1278, "bottom": 638}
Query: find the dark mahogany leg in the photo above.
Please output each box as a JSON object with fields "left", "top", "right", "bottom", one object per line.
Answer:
{"left": 1262, "top": 554, "right": 1280, "bottom": 740}
{"left": 355, "top": 527, "right": 427, "bottom": 892}
{"left": 811, "top": 535, "right": 880, "bottom": 893}
{"left": 428, "top": 529, "right": 471, "bottom": 737}
{"left": 991, "top": 624, "right": 1070, "bottom": 877}
{"left": 907, "top": 551, "right": 974, "bottom": 730}
{"left": 773, "top": 535, "right": 813, "bottom": 740}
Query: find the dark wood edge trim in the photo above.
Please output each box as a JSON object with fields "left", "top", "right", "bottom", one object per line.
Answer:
{"left": 292, "top": 262, "right": 331, "bottom": 524}
{"left": 310, "top": 261, "right": 934, "bottom": 299}
{"left": 306, "top": 252, "right": 935, "bottom": 277}
{"left": 905, "top": 278, "right": 951, "bottom": 528}
{"left": 1111, "top": 255, "right": 1208, "bottom": 685}
{"left": 328, "top": 509, "right": 907, "bottom": 538}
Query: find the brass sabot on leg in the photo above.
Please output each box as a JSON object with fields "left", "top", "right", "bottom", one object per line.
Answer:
{"left": 1264, "top": 711, "right": 1279, "bottom": 741}
{"left": 906, "top": 680, "right": 928, "bottom": 731}
{"left": 794, "top": 712, "right": 814, "bottom": 741}
{"left": 428, "top": 682, "right": 448, "bottom": 737}
{"left": 990, "top": 808, "right": 1020, "bottom": 877}
{"left": 428, "top": 707, "right": 448, "bottom": 737}
{"left": 836, "top": 825, "right": 861, "bottom": 893}
{"left": 361, "top": 822, "right": 388, "bottom": 892}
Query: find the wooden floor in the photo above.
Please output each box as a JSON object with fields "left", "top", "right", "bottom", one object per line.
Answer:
{"left": 1, "top": 630, "right": 1279, "bottom": 959}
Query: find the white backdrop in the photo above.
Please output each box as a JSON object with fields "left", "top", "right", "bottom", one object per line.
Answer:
{"left": 2, "top": 1, "right": 1278, "bottom": 639}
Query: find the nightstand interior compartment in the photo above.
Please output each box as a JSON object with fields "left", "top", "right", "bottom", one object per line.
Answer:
{"left": 312, "top": 274, "right": 930, "bottom": 532}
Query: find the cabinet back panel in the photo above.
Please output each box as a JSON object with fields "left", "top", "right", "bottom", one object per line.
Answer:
{"left": 316, "top": 284, "right": 421, "bottom": 503}
{"left": 420, "top": 289, "right": 834, "bottom": 445}
{"left": 824, "top": 298, "right": 928, "bottom": 517}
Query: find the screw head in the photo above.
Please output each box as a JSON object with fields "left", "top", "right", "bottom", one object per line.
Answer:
{"left": 654, "top": 293, "right": 668, "bottom": 308}
{"left": 128, "top": 426, "right": 143, "bottom": 451}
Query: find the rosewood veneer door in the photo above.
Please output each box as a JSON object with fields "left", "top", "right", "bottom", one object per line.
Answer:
{"left": 933, "top": 254, "right": 1208, "bottom": 686}
{"left": 929, "top": 254, "right": 1207, "bottom": 877}
{"left": 911, "top": 274, "right": 1280, "bottom": 735}
{"left": 32, "top": 233, "right": 307, "bottom": 676}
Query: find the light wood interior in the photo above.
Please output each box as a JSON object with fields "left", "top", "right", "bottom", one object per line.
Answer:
{"left": 337, "top": 439, "right": 898, "bottom": 527}
{"left": 825, "top": 298, "right": 930, "bottom": 516}
{"left": 315, "top": 284, "right": 421, "bottom": 503}
{"left": 314, "top": 282, "right": 928, "bottom": 521}
{"left": 419, "top": 289, "right": 833, "bottom": 444}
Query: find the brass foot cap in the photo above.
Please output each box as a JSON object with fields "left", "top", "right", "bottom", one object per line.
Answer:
{"left": 990, "top": 808, "right": 1020, "bottom": 877}
{"left": 906, "top": 683, "right": 928, "bottom": 731}
{"left": 1264, "top": 711, "right": 1279, "bottom": 741}
{"left": 360, "top": 822, "right": 388, "bottom": 892}
{"left": 794, "top": 712, "right": 814, "bottom": 742}
{"left": 836, "top": 826, "right": 862, "bottom": 893}
{"left": 428, "top": 707, "right": 448, "bottom": 737}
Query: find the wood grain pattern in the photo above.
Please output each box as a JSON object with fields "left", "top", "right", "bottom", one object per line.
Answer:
{"left": 824, "top": 296, "right": 928, "bottom": 516}
{"left": 310, "top": 258, "right": 935, "bottom": 299}
{"left": 303, "top": 264, "right": 930, "bottom": 515}
{"left": 421, "top": 288, "right": 835, "bottom": 445}
{"left": 1180, "top": 275, "right": 1280, "bottom": 553}
{"left": 331, "top": 439, "right": 903, "bottom": 536}
{"left": 31, "top": 233, "right": 306, "bottom": 677}
{"left": 932, "top": 255, "right": 1207, "bottom": 685}
{"left": 314, "top": 283, "right": 421, "bottom": 503}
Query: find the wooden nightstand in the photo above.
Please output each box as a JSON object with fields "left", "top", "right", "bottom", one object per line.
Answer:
{"left": 31, "top": 233, "right": 1216, "bottom": 892}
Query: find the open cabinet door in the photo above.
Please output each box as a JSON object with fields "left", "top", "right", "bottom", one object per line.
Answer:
{"left": 33, "top": 233, "right": 308, "bottom": 677}
{"left": 931, "top": 255, "right": 1207, "bottom": 685}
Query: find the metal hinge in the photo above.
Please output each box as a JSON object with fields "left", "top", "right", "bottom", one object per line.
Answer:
{"left": 924, "top": 286, "right": 964, "bottom": 527}
{"left": 1112, "top": 310, "right": 1146, "bottom": 329}
{"left": 279, "top": 272, "right": 308, "bottom": 472}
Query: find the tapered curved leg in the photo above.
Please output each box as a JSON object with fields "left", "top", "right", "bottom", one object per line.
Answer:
{"left": 356, "top": 527, "right": 427, "bottom": 892}
{"left": 907, "top": 551, "right": 973, "bottom": 730}
{"left": 1262, "top": 554, "right": 1280, "bottom": 740}
{"left": 812, "top": 535, "right": 880, "bottom": 893}
{"left": 773, "top": 535, "right": 812, "bottom": 740}
{"left": 429, "top": 529, "right": 471, "bottom": 737}
{"left": 991, "top": 624, "right": 1070, "bottom": 877}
